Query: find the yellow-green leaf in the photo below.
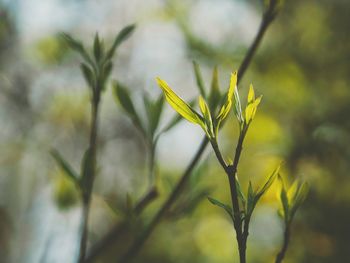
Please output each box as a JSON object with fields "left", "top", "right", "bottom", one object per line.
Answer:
{"left": 251, "top": 95, "right": 262, "bottom": 121}
{"left": 156, "top": 77, "right": 203, "bottom": 125}
{"left": 245, "top": 103, "right": 254, "bottom": 123}
{"left": 199, "top": 96, "right": 214, "bottom": 137}
{"left": 216, "top": 70, "right": 237, "bottom": 122}
{"left": 247, "top": 84, "right": 255, "bottom": 103}
{"left": 287, "top": 180, "right": 299, "bottom": 203}
{"left": 245, "top": 95, "right": 262, "bottom": 124}
{"left": 230, "top": 71, "right": 238, "bottom": 96}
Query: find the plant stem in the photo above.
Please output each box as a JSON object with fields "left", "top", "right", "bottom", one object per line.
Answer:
{"left": 275, "top": 224, "right": 291, "bottom": 263}
{"left": 78, "top": 93, "right": 100, "bottom": 263}
{"left": 89, "top": 8, "right": 277, "bottom": 262}
{"left": 242, "top": 214, "right": 251, "bottom": 261}
{"left": 147, "top": 141, "right": 156, "bottom": 188}
{"left": 211, "top": 129, "right": 247, "bottom": 263}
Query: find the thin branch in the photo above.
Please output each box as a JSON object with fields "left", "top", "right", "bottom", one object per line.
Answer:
{"left": 210, "top": 136, "right": 245, "bottom": 262}
{"left": 78, "top": 94, "right": 100, "bottom": 263}
{"left": 275, "top": 224, "right": 291, "bottom": 263}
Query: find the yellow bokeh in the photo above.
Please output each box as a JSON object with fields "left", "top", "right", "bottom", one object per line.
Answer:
{"left": 194, "top": 215, "right": 238, "bottom": 263}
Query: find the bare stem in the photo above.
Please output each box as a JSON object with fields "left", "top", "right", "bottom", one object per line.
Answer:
{"left": 275, "top": 224, "right": 291, "bottom": 263}
{"left": 213, "top": 127, "right": 249, "bottom": 262}
{"left": 78, "top": 92, "right": 100, "bottom": 263}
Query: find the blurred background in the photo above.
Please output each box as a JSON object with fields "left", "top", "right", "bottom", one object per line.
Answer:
{"left": 0, "top": 0, "right": 349, "bottom": 262}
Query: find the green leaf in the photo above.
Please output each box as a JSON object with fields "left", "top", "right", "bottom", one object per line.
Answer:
{"left": 113, "top": 81, "right": 144, "bottom": 133}
{"left": 113, "top": 81, "right": 136, "bottom": 116}
{"left": 215, "top": 71, "right": 237, "bottom": 135}
{"left": 156, "top": 77, "right": 204, "bottom": 127}
{"left": 278, "top": 175, "right": 290, "bottom": 223}
{"left": 199, "top": 96, "right": 214, "bottom": 138}
{"left": 160, "top": 99, "right": 196, "bottom": 134}
{"left": 101, "top": 61, "right": 113, "bottom": 90}
{"left": 106, "top": 24, "right": 135, "bottom": 60}
{"left": 246, "top": 165, "right": 279, "bottom": 216}
{"left": 247, "top": 181, "right": 255, "bottom": 215}
{"left": 50, "top": 149, "right": 79, "bottom": 186}
{"left": 255, "top": 164, "right": 280, "bottom": 199}
{"left": 143, "top": 93, "right": 164, "bottom": 137}
{"left": 93, "top": 32, "right": 103, "bottom": 62}
{"left": 233, "top": 77, "right": 244, "bottom": 125}
{"left": 247, "top": 84, "right": 255, "bottom": 104}
{"left": 235, "top": 176, "right": 246, "bottom": 210}
{"left": 80, "top": 63, "right": 95, "bottom": 89}
{"left": 208, "top": 66, "right": 221, "bottom": 111}
{"left": 289, "top": 181, "right": 309, "bottom": 219}
{"left": 192, "top": 61, "right": 206, "bottom": 98}
{"left": 60, "top": 33, "right": 94, "bottom": 66}
{"left": 208, "top": 197, "right": 234, "bottom": 221}
{"left": 244, "top": 84, "right": 262, "bottom": 124}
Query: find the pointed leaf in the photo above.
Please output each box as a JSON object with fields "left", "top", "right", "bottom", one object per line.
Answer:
{"left": 159, "top": 99, "right": 196, "bottom": 134}
{"left": 199, "top": 96, "right": 214, "bottom": 138}
{"left": 215, "top": 71, "right": 237, "bottom": 134}
{"left": 247, "top": 84, "right": 255, "bottom": 103}
{"left": 113, "top": 81, "right": 144, "bottom": 133}
{"left": 113, "top": 81, "right": 137, "bottom": 116}
{"left": 60, "top": 33, "right": 94, "bottom": 66}
{"left": 208, "top": 66, "right": 221, "bottom": 111}
{"left": 80, "top": 63, "right": 95, "bottom": 89}
{"left": 246, "top": 181, "right": 255, "bottom": 215}
{"left": 93, "top": 33, "right": 103, "bottom": 62}
{"left": 143, "top": 93, "right": 164, "bottom": 137}
{"left": 192, "top": 61, "right": 206, "bottom": 98}
{"left": 278, "top": 175, "right": 290, "bottom": 222}
{"left": 245, "top": 84, "right": 262, "bottom": 124}
{"left": 290, "top": 181, "right": 309, "bottom": 219}
{"left": 235, "top": 176, "right": 246, "bottom": 210}
{"left": 208, "top": 197, "right": 234, "bottom": 221}
{"left": 101, "top": 61, "right": 113, "bottom": 90}
{"left": 232, "top": 72, "right": 243, "bottom": 124}
{"left": 106, "top": 24, "right": 135, "bottom": 60}
{"left": 256, "top": 164, "right": 280, "bottom": 198}
{"left": 156, "top": 77, "right": 204, "bottom": 126}
{"left": 51, "top": 149, "right": 79, "bottom": 185}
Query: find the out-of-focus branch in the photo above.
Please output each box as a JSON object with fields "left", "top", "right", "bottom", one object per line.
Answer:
{"left": 275, "top": 223, "right": 291, "bottom": 263}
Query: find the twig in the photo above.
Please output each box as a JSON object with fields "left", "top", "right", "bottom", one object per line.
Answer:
{"left": 210, "top": 129, "right": 248, "bottom": 263}
{"left": 78, "top": 92, "right": 101, "bottom": 263}
{"left": 275, "top": 224, "right": 291, "bottom": 263}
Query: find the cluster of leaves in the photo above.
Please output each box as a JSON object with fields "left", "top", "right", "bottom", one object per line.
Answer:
{"left": 278, "top": 176, "right": 309, "bottom": 225}
{"left": 61, "top": 25, "right": 135, "bottom": 102}
{"left": 113, "top": 64, "right": 220, "bottom": 211}
{"left": 51, "top": 25, "right": 135, "bottom": 208}
{"left": 156, "top": 65, "right": 309, "bottom": 262}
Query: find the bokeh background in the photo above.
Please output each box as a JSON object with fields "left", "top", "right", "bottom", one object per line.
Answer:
{"left": 0, "top": 0, "right": 349, "bottom": 262}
